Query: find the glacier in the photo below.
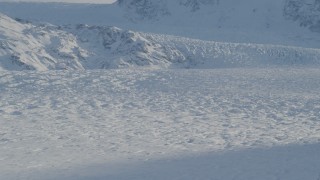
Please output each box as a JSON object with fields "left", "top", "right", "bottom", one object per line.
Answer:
{"left": 0, "top": 0, "right": 320, "bottom": 180}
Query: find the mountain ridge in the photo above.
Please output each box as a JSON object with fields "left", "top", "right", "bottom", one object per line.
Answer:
{"left": 0, "top": 0, "right": 319, "bottom": 48}
{"left": 1, "top": 12, "right": 320, "bottom": 71}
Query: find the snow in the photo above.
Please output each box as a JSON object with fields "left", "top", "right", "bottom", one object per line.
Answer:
{"left": 1, "top": 1, "right": 320, "bottom": 71}
{"left": 1, "top": 68, "right": 320, "bottom": 179}
{"left": 0, "top": 0, "right": 320, "bottom": 47}
{"left": 0, "top": 0, "right": 320, "bottom": 179}
{"left": 1, "top": 13, "right": 320, "bottom": 71}
{"left": 0, "top": 13, "right": 87, "bottom": 71}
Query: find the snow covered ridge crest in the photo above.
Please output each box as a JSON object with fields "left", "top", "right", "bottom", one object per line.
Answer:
{"left": 1, "top": 12, "right": 320, "bottom": 71}
{"left": 64, "top": 24, "right": 176, "bottom": 69}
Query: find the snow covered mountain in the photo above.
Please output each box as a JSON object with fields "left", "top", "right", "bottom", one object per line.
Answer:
{"left": 1, "top": 1, "right": 320, "bottom": 180}
{"left": 1, "top": 12, "right": 320, "bottom": 71}
{"left": 120, "top": 0, "right": 320, "bottom": 32}
{"left": 0, "top": 0, "right": 320, "bottom": 47}
{"left": 117, "top": 0, "right": 320, "bottom": 43}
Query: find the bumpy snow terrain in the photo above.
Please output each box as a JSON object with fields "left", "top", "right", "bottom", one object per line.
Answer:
{"left": 1, "top": 68, "right": 320, "bottom": 180}
{"left": 1, "top": 0, "right": 320, "bottom": 179}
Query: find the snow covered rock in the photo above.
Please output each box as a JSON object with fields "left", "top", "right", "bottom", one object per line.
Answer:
{"left": 179, "top": 0, "right": 220, "bottom": 12}
{"left": 64, "top": 24, "right": 176, "bottom": 68}
{"left": 117, "top": 0, "right": 221, "bottom": 20}
{"left": 0, "top": 13, "right": 87, "bottom": 71}
{"left": 284, "top": 0, "right": 320, "bottom": 32}
{"left": 118, "top": 0, "right": 170, "bottom": 21}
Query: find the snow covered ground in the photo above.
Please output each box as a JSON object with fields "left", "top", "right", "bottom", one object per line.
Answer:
{"left": 1, "top": 68, "right": 320, "bottom": 179}
{"left": 1, "top": 0, "right": 320, "bottom": 179}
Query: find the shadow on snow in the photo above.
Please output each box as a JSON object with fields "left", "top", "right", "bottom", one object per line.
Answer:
{"left": 28, "top": 143, "right": 320, "bottom": 180}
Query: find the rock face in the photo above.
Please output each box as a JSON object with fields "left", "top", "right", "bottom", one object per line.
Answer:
{"left": 117, "top": 0, "right": 222, "bottom": 20}
{"left": 117, "top": 0, "right": 320, "bottom": 33}
{"left": 282, "top": 0, "right": 320, "bottom": 32}
{"left": 118, "top": 0, "right": 170, "bottom": 20}
{"left": 179, "top": 0, "right": 220, "bottom": 11}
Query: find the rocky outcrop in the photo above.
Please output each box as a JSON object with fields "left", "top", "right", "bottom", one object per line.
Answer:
{"left": 117, "top": 0, "right": 170, "bottom": 21}
{"left": 179, "top": 0, "right": 220, "bottom": 12}
{"left": 284, "top": 0, "right": 320, "bottom": 32}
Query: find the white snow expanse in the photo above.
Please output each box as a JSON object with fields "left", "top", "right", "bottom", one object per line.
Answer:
{"left": 1, "top": 68, "right": 320, "bottom": 180}
{"left": 1, "top": 0, "right": 320, "bottom": 179}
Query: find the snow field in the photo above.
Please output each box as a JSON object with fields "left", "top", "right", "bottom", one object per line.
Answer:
{"left": 1, "top": 68, "right": 320, "bottom": 179}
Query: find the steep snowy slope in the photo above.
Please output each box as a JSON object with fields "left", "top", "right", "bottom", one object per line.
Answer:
{"left": 0, "top": 0, "right": 320, "bottom": 47}
{"left": 63, "top": 25, "right": 173, "bottom": 69}
{"left": 0, "top": 13, "right": 87, "bottom": 71}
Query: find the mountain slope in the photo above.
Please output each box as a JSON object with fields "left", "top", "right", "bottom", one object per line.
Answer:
{"left": 1, "top": 12, "right": 320, "bottom": 71}
{"left": 0, "top": 13, "right": 87, "bottom": 71}
{"left": 0, "top": 0, "right": 320, "bottom": 47}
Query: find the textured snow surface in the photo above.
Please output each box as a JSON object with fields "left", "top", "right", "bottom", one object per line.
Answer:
{"left": 1, "top": 68, "right": 320, "bottom": 179}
